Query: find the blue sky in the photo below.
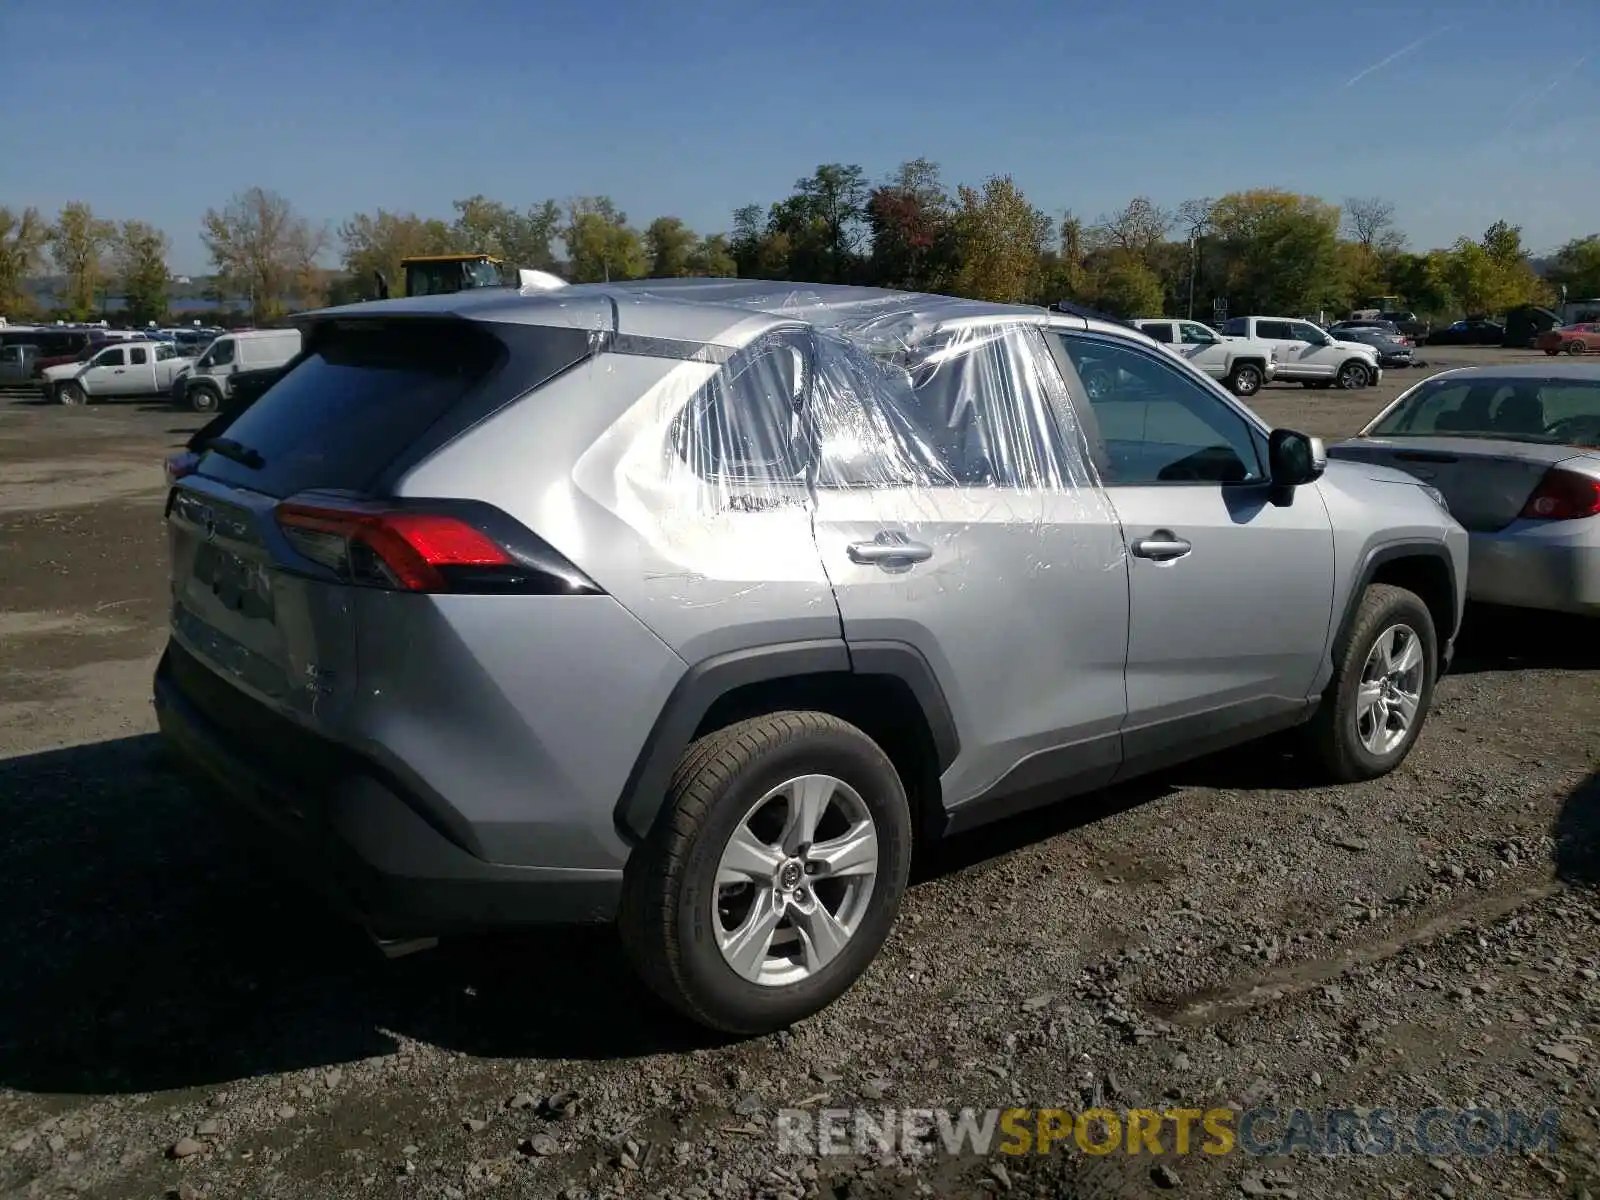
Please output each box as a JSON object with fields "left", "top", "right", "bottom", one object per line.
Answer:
{"left": 3, "top": 0, "right": 1596, "bottom": 274}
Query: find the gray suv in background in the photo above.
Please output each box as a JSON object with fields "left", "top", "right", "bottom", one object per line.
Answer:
{"left": 155, "top": 280, "right": 1467, "bottom": 1034}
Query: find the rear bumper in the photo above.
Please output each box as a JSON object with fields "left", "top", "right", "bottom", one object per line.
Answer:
{"left": 153, "top": 646, "right": 623, "bottom": 938}
{"left": 1468, "top": 525, "right": 1600, "bottom": 616}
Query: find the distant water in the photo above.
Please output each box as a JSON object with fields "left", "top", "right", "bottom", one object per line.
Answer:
{"left": 27, "top": 294, "right": 241, "bottom": 313}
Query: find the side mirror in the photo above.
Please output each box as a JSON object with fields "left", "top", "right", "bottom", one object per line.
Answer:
{"left": 1268, "top": 428, "right": 1325, "bottom": 487}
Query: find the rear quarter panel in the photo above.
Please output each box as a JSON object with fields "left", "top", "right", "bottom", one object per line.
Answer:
{"left": 394, "top": 349, "right": 843, "bottom": 665}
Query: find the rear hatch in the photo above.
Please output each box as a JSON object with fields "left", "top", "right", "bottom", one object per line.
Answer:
{"left": 1327, "top": 436, "right": 1579, "bottom": 532}
{"left": 165, "top": 310, "right": 607, "bottom": 747}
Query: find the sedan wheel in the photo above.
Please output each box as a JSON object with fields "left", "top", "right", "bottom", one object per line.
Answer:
{"left": 1567, "top": 341, "right": 1587, "bottom": 355}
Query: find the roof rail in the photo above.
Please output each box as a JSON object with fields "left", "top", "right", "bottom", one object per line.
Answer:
{"left": 1050, "top": 300, "right": 1155, "bottom": 337}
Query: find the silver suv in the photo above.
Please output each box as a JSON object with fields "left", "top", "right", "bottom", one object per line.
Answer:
{"left": 155, "top": 280, "right": 1468, "bottom": 1034}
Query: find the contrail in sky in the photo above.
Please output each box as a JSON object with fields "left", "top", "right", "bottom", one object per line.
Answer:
{"left": 1498, "top": 53, "right": 1591, "bottom": 133}
{"left": 1343, "top": 25, "right": 1457, "bottom": 88}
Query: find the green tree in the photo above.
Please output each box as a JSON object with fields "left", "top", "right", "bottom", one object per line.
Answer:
{"left": 451, "top": 196, "right": 561, "bottom": 270}
{"left": 200, "top": 187, "right": 327, "bottom": 323}
{"left": 729, "top": 204, "right": 791, "bottom": 279}
{"left": 1441, "top": 221, "right": 1547, "bottom": 315}
{"left": 339, "top": 210, "right": 457, "bottom": 296}
{"left": 562, "top": 197, "right": 645, "bottom": 282}
{"left": 0, "top": 206, "right": 48, "bottom": 317}
{"left": 1093, "top": 252, "right": 1165, "bottom": 317}
{"left": 48, "top": 202, "right": 117, "bottom": 319}
{"left": 644, "top": 216, "right": 698, "bottom": 277}
{"left": 948, "top": 175, "right": 1051, "bottom": 303}
{"left": 1208, "top": 189, "right": 1343, "bottom": 314}
{"left": 1548, "top": 234, "right": 1600, "bottom": 300}
{"left": 112, "top": 220, "right": 171, "bottom": 325}
{"left": 688, "top": 233, "right": 737, "bottom": 277}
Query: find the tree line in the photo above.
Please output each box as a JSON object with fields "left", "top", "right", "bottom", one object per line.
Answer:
{"left": 4, "top": 160, "right": 1600, "bottom": 327}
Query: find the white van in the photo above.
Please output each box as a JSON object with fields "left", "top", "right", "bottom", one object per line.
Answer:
{"left": 176, "top": 328, "right": 302, "bottom": 412}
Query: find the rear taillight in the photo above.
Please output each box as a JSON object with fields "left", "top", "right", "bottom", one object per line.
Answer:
{"left": 165, "top": 451, "right": 199, "bottom": 483}
{"left": 275, "top": 501, "right": 603, "bottom": 595}
{"left": 1520, "top": 468, "right": 1600, "bottom": 521}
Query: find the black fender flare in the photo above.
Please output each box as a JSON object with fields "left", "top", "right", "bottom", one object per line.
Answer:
{"left": 1330, "top": 541, "right": 1458, "bottom": 667}
{"left": 612, "top": 638, "right": 959, "bottom": 843}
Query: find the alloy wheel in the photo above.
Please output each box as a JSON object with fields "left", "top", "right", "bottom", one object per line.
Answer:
{"left": 1356, "top": 623, "right": 1424, "bottom": 755}
{"left": 712, "top": 774, "right": 879, "bottom": 987}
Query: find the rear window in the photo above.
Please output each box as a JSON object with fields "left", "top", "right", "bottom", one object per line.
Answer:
{"left": 1369, "top": 377, "right": 1600, "bottom": 445}
{"left": 195, "top": 319, "right": 516, "bottom": 498}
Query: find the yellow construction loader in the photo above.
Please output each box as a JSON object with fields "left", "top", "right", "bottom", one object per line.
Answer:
{"left": 373, "top": 254, "right": 565, "bottom": 300}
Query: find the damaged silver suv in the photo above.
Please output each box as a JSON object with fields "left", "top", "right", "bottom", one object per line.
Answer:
{"left": 156, "top": 280, "right": 1468, "bottom": 1034}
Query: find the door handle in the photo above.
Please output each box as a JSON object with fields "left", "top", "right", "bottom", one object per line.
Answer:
{"left": 1130, "top": 531, "right": 1192, "bottom": 562}
{"left": 848, "top": 533, "right": 934, "bottom": 566}
{"left": 113, "top": 368, "right": 125, "bottom": 374}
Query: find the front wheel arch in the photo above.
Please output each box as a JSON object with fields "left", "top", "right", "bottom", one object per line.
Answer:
{"left": 1329, "top": 546, "right": 1457, "bottom": 677}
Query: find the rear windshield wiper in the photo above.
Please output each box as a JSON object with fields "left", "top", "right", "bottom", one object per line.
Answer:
{"left": 202, "top": 437, "right": 266, "bottom": 469}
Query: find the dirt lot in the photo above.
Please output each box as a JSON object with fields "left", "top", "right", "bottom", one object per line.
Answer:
{"left": 0, "top": 349, "right": 1596, "bottom": 1200}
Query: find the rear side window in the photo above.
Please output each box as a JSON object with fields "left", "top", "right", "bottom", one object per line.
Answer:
{"left": 196, "top": 320, "right": 513, "bottom": 498}
{"left": 1220, "top": 318, "right": 1247, "bottom": 336}
{"left": 1256, "top": 321, "right": 1296, "bottom": 340}
{"left": 1141, "top": 323, "right": 1174, "bottom": 344}
{"left": 672, "top": 334, "right": 808, "bottom": 485}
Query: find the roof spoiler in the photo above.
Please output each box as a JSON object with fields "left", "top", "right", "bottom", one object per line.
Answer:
{"left": 516, "top": 268, "right": 567, "bottom": 293}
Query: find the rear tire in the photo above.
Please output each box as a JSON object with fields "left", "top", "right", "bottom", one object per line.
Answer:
{"left": 618, "top": 712, "right": 912, "bottom": 1035}
{"left": 1227, "top": 362, "right": 1264, "bottom": 397}
{"left": 1304, "top": 583, "right": 1437, "bottom": 783}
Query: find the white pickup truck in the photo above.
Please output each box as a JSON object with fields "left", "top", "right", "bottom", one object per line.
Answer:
{"left": 1129, "top": 318, "right": 1277, "bottom": 397}
{"left": 41, "top": 340, "right": 195, "bottom": 406}
{"left": 1218, "top": 316, "right": 1382, "bottom": 390}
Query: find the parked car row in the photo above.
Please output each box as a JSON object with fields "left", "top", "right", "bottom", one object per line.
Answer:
{"left": 22, "top": 327, "right": 302, "bottom": 410}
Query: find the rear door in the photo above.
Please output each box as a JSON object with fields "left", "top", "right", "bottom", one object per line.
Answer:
{"left": 1254, "top": 319, "right": 1318, "bottom": 375}
{"left": 809, "top": 321, "right": 1130, "bottom": 814}
{"left": 124, "top": 344, "right": 157, "bottom": 395}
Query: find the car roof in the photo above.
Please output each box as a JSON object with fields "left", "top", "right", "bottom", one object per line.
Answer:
{"left": 1411, "top": 362, "right": 1600, "bottom": 383}
{"left": 306, "top": 278, "right": 1131, "bottom": 349}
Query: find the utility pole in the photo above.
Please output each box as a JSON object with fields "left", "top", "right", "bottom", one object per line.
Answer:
{"left": 1187, "top": 234, "right": 1198, "bottom": 320}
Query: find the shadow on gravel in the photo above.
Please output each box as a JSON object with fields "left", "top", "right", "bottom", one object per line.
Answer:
{"left": 1554, "top": 771, "right": 1599, "bottom": 887}
{"left": 0, "top": 735, "right": 718, "bottom": 1097}
{"left": 1448, "top": 603, "right": 1600, "bottom": 675}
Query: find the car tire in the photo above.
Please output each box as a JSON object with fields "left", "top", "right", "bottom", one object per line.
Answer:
{"left": 1304, "top": 583, "right": 1437, "bottom": 784}
{"left": 618, "top": 711, "right": 913, "bottom": 1035}
{"left": 188, "top": 384, "right": 221, "bottom": 413}
{"left": 1227, "top": 363, "right": 1264, "bottom": 397}
{"left": 56, "top": 381, "right": 87, "bottom": 406}
{"left": 1545, "top": 349, "right": 1560, "bottom": 356}
{"left": 1567, "top": 342, "right": 1587, "bottom": 356}
{"left": 1337, "top": 361, "right": 1372, "bottom": 389}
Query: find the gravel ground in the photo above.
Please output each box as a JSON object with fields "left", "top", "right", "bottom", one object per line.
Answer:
{"left": 1, "top": 349, "right": 1596, "bottom": 1200}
